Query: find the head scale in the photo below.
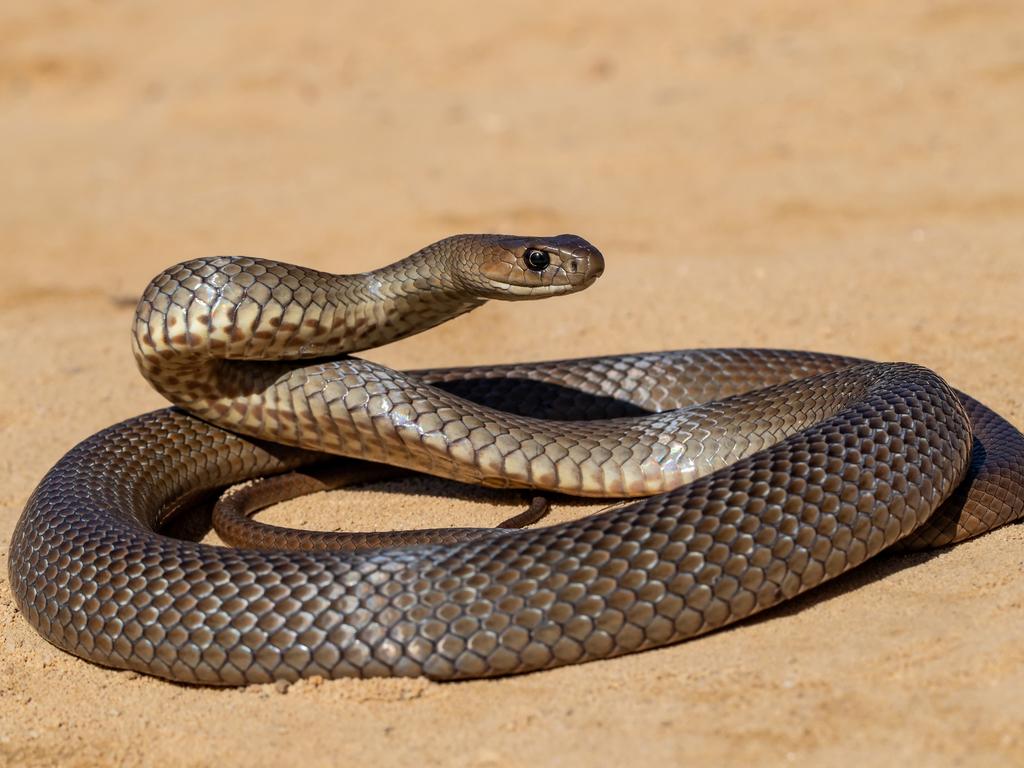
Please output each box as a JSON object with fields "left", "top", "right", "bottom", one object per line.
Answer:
{"left": 439, "top": 234, "right": 604, "bottom": 300}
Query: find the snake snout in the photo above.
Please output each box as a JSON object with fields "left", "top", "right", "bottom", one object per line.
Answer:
{"left": 551, "top": 235, "right": 604, "bottom": 286}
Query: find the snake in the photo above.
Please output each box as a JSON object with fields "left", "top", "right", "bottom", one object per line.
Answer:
{"left": 8, "top": 233, "right": 1024, "bottom": 685}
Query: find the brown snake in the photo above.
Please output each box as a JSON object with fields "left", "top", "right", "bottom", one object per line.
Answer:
{"left": 8, "top": 234, "right": 1024, "bottom": 684}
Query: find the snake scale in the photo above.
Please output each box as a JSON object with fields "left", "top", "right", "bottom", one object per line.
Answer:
{"left": 8, "top": 234, "right": 1024, "bottom": 684}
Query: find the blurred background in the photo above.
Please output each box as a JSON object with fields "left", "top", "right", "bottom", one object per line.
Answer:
{"left": 2, "top": 2, "right": 1023, "bottom": 765}
{"left": 5, "top": 2, "right": 1022, "bottom": 364}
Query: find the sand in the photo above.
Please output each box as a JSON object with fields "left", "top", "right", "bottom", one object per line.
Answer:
{"left": 2, "top": 1, "right": 1023, "bottom": 766}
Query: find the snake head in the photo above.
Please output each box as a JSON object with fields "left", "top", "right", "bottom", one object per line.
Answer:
{"left": 445, "top": 234, "right": 604, "bottom": 299}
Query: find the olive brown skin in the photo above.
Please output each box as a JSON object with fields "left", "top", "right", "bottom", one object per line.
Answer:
{"left": 8, "top": 234, "right": 1024, "bottom": 684}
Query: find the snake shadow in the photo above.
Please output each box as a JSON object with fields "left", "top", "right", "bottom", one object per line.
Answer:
{"left": 428, "top": 377, "right": 656, "bottom": 420}
{"left": 732, "top": 548, "right": 944, "bottom": 630}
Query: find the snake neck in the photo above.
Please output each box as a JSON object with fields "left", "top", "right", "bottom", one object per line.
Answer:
{"left": 356, "top": 249, "right": 487, "bottom": 345}
{"left": 132, "top": 254, "right": 486, "bottom": 418}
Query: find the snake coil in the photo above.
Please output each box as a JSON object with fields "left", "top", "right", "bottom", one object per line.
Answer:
{"left": 9, "top": 234, "right": 1024, "bottom": 684}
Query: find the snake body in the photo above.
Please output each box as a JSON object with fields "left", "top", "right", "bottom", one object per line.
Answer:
{"left": 8, "top": 234, "right": 1024, "bottom": 684}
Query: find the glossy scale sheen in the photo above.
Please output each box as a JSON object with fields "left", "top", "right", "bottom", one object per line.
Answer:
{"left": 8, "top": 234, "right": 1024, "bottom": 684}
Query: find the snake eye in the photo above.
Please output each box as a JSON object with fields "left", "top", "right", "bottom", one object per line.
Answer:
{"left": 524, "top": 249, "right": 551, "bottom": 271}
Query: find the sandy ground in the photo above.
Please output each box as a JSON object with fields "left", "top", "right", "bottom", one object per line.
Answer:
{"left": 2, "top": 1, "right": 1023, "bottom": 766}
